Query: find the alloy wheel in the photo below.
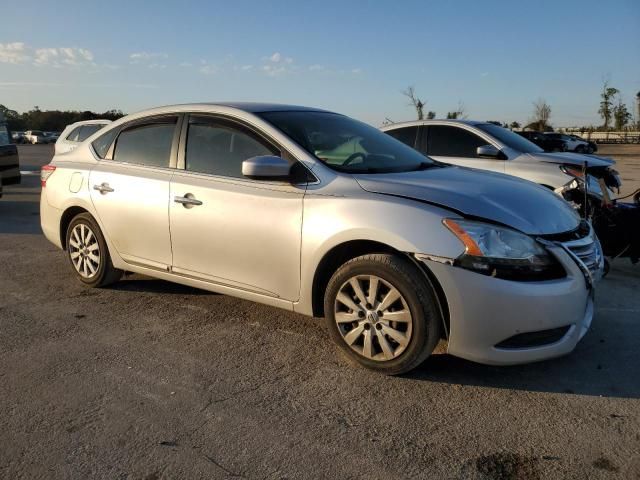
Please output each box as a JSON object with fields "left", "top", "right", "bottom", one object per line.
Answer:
{"left": 68, "top": 223, "right": 101, "bottom": 278}
{"left": 334, "top": 275, "right": 413, "bottom": 361}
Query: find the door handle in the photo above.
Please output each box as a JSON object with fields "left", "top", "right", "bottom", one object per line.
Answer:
{"left": 93, "top": 182, "right": 114, "bottom": 194}
{"left": 174, "top": 194, "right": 203, "bottom": 207}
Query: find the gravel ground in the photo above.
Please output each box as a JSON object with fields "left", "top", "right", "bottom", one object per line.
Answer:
{"left": 1, "top": 145, "right": 639, "bottom": 479}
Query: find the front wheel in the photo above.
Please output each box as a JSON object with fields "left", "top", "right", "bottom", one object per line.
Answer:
{"left": 66, "top": 213, "right": 122, "bottom": 287}
{"left": 324, "top": 254, "right": 442, "bottom": 375}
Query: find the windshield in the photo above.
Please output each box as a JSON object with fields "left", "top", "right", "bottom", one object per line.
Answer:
{"left": 258, "top": 111, "right": 434, "bottom": 173}
{"left": 476, "top": 123, "right": 544, "bottom": 154}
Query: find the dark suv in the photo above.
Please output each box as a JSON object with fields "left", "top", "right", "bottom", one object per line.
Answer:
{"left": 0, "top": 114, "right": 21, "bottom": 197}
{"left": 516, "top": 131, "right": 567, "bottom": 152}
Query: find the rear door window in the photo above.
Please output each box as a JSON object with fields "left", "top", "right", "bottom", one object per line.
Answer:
{"left": 428, "top": 125, "right": 488, "bottom": 157}
{"left": 112, "top": 117, "right": 177, "bottom": 167}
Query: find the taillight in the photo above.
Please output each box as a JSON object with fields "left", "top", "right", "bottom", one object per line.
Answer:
{"left": 41, "top": 164, "right": 56, "bottom": 187}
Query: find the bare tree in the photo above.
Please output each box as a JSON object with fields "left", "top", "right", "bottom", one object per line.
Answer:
{"left": 402, "top": 86, "right": 426, "bottom": 120}
{"left": 531, "top": 98, "right": 552, "bottom": 131}
{"left": 598, "top": 79, "right": 620, "bottom": 130}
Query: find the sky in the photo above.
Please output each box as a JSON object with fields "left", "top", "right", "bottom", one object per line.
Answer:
{"left": 1, "top": 0, "right": 639, "bottom": 127}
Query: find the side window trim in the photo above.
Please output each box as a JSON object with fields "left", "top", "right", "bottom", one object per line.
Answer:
{"left": 176, "top": 112, "right": 318, "bottom": 185}
{"left": 102, "top": 114, "right": 183, "bottom": 169}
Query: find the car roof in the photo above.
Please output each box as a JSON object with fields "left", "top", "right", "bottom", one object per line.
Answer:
{"left": 131, "top": 102, "right": 335, "bottom": 116}
{"left": 380, "top": 119, "right": 488, "bottom": 130}
{"left": 68, "top": 119, "right": 112, "bottom": 127}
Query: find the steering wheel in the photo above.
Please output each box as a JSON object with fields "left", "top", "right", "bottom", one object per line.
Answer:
{"left": 343, "top": 152, "right": 366, "bottom": 166}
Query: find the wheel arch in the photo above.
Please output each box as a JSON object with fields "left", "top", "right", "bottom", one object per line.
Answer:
{"left": 59, "top": 206, "right": 92, "bottom": 250}
{"left": 310, "top": 239, "right": 450, "bottom": 338}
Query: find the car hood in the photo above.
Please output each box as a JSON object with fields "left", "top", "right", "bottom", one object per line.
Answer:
{"left": 526, "top": 151, "right": 615, "bottom": 168}
{"left": 354, "top": 166, "right": 580, "bottom": 235}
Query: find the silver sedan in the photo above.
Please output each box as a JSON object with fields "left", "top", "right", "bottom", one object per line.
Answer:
{"left": 40, "top": 103, "right": 602, "bottom": 374}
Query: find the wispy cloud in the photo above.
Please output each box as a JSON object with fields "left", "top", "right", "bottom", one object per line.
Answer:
{"left": 34, "top": 47, "right": 94, "bottom": 67}
{"left": 0, "top": 42, "right": 30, "bottom": 64}
{"left": 199, "top": 60, "right": 217, "bottom": 75}
{"left": 260, "top": 52, "right": 295, "bottom": 76}
{"left": 129, "top": 51, "right": 168, "bottom": 62}
{"left": 1, "top": 42, "right": 96, "bottom": 67}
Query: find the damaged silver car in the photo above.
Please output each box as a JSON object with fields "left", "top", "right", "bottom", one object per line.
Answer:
{"left": 41, "top": 104, "right": 602, "bottom": 374}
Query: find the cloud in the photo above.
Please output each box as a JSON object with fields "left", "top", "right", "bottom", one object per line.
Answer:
{"left": 129, "top": 51, "right": 168, "bottom": 62}
{"left": 199, "top": 61, "right": 217, "bottom": 75}
{"left": 129, "top": 52, "right": 168, "bottom": 68}
{"left": 351, "top": 68, "right": 362, "bottom": 74}
{"left": 0, "top": 42, "right": 30, "bottom": 64}
{"left": 260, "top": 52, "right": 295, "bottom": 76}
{"left": 34, "top": 47, "right": 94, "bottom": 67}
{"left": 308, "top": 64, "right": 324, "bottom": 71}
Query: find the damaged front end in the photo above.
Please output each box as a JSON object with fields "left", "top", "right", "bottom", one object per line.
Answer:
{"left": 554, "top": 164, "right": 640, "bottom": 264}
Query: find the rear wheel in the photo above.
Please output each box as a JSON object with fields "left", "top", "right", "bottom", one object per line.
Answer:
{"left": 65, "top": 213, "right": 122, "bottom": 287}
{"left": 575, "top": 145, "right": 585, "bottom": 153}
{"left": 324, "top": 254, "right": 441, "bottom": 375}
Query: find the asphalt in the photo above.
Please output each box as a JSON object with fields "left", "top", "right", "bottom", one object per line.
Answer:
{"left": 1, "top": 145, "right": 639, "bottom": 479}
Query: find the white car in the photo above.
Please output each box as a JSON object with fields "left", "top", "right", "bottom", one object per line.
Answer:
{"left": 381, "top": 120, "right": 618, "bottom": 195}
{"left": 24, "top": 130, "right": 50, "bottom": 144}
{"left": 56, "top": 120, "right": 111, "bottom": 155}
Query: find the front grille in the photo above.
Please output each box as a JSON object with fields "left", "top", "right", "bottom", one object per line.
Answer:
{"left": 566, "top": 240, "right": 600, "bottom": 273}
{"left": 495, "top": 325, "right": 571, "bottom": 349}
{"left": 542, "top": 221, "right": 602, "bottom": 278}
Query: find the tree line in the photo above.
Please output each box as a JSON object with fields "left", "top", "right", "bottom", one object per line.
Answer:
{"left": 396, "top": 80, "right": 638, "bottom": 132}
{"left": 0, "top": 104, "right": 126, "bottom": 132}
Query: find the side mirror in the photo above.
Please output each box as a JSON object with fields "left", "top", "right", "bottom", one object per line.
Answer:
{"left": 476, "top": 144, "right": 501, "bottom": 159}
{"left": 242, "top": 155, "right": 291, "bottom": 179}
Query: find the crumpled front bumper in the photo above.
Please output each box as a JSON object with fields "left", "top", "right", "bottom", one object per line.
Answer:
{"left": 419, "top": 243, "right": 598, "bottom": 366}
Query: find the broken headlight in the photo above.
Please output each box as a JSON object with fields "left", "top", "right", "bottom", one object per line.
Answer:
{"left": 443, "top": 219, "right": 565, "bottom": 281}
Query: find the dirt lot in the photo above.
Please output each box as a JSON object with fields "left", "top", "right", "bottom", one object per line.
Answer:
{"left": 1, "top": 145, "right": 639, "bottom": 479}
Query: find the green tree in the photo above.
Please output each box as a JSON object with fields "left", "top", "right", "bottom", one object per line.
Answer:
{"left": 427, "top": 111, "right": 436, "bottom": 119}
{"left": 613, "top": 98, "right": 631, "bottom": 130}
{"left": 509, "top": 121, "right": 521, "bottom": 130}
{"left": 598, "top": 80, "right": 619, "bottom": 130}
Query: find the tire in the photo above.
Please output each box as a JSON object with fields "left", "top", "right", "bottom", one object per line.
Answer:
{"left": 575, "top": 145, "right": 585, "bottom": 153}
{"left": 65, "top": 213, "right": 122, "bottom": 287}
{"left": 324, "top": 253, "right": 442, "bottom": 375}
{"left": 586, "top": 145, "right": 594, "bottom": 154}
